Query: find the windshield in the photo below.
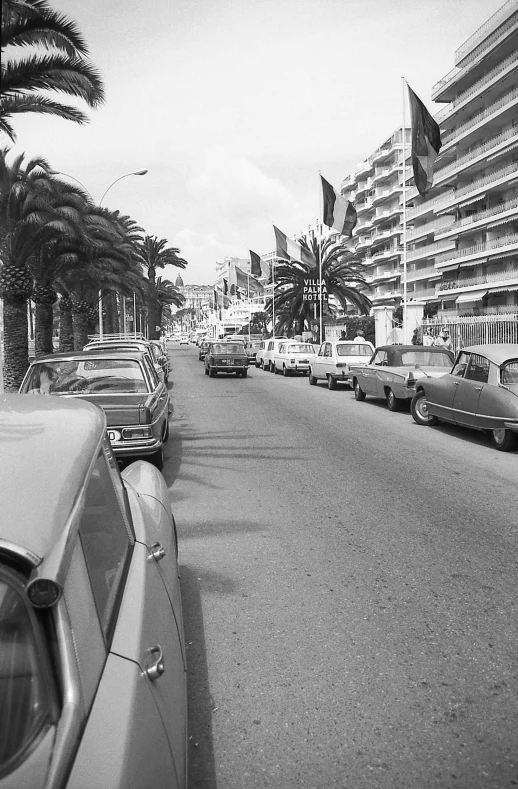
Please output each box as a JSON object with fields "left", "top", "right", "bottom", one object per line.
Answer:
{"left": 212, "top": 344, "right": 245, "bottom": 354}
{"left": 22, "top": 358, "right": 149, "bottom": 394}
{"left": 501, "top": 360, "right": 518, "bottom": 385}
{"left": 336, "top": 344, "right": 372, "bottom": 357}
{"left": 399, "top": 350, "right": 453, "bottom": 367}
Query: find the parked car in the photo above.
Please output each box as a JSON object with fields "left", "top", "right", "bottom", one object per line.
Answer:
{"left": 19, "top": 350, "right": 170, "bottom": 469}
{"left": 350, "top": 345, "right": 455, "bottom": 411}
{"left": 273, "top": 342, "right": 316, "bottom": 376}
{"left": 149, "top": 340, "right": 170, "bottom": 382}
{"left": 262, "top": 338, "right": 289, "bottom": 372}
{"left": 198, "top": 340, "right": 210, "bottom": 361}
{"left": 308, "top": 340, "right": 374, "bottom": 389}
{"left": 246, "top": 340, "right": 263, "bottom": 366}
{"left": 204, "top": 341, "right": 249, "bottom": 377}
{"left": 410, "top": 344, "right": 518, "bottom": 451}
{"left": 83, "top": 339, "right": 165, "bottom": 383}
{"left": 254, "top": 340, "right": 267, "bottom": 368}
{"left": 179, "top": 336, "right": 189, "bottom": 345}
{"left": 0, "top": 394, "right": 187, "bottom": 789}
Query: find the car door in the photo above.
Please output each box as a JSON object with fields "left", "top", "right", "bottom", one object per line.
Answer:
{"left": 430, "top": 351, "right": 471, "bottom": 421}
{"left": 451, "top": 352, "right": 490, "bottom": 427}
{"left": 312, "top": 343, "right": 326, "bottom": 378}
{"left": 68, "top": 448, "right": 181, "bottom": 789}
{"left": 363, "top": 350, "right": 387, "bottom": 394}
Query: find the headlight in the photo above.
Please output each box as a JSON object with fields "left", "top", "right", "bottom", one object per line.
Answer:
{"left": 122, "top": 426, "right": 153, "bottom": 439}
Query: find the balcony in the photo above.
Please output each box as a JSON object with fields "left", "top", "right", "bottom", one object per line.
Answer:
{"left": 407, "top": 238, "right": 456, "bottom": 263}
{"left": 356, "top": 199, "right": 375, "bottom": 216}
{"left": 405, "top": 265, "right": 441, "bottom": 283}
{"left": 355, "top": 159, "right": 374, "bottom": 177}
{"left": 436, "top": 268, "right": 518, "bottom": 295}
{"left": 435, "top": 232, "right": 518, "bottom": 268}
{"left": 435, "top": 197, "right": 518, "bottom": 239}
{"left": 435, "top": 127, "right": 518, "bottom": 185}
{"left": 441, "top": 85, "right": 518, "bottom": 148}
{"left": 371, "top": 246, "right": 400, "bottom": 263}
{"left": 371, "top": 139, "right": 404, "bottom": 165}
{"left": 371, "top": 268, "right": 399, "bottom": 284}
{"left": 356, "top": 236, "right": 373, "bottom": 251}
{"left": 455, "top": 2, "right": 518, "bottom": 66}
{"left": 407, "top": 216, "right": 454, "bottom": 242}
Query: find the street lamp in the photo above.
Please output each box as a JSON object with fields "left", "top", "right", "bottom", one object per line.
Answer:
{"left": 99, "top": 169, "right": 148, "bottom": 206}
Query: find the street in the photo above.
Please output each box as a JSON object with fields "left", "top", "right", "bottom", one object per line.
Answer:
{"left": 164, "top": 343, "right": 517, "bottom": 789}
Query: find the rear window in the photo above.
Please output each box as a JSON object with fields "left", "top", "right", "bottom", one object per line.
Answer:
{"left": 286, "top": 344, "right": 314, "bottom": 354}
{"left": 0, "top": 568, "right": 56, "bottom": 775}
{"left": 336, "top": 344, "right": 372, "bottom": 357}
{"left": 399, "top": 350, "right": 453, "bottom": 367}
{"left": 501, "top": 360, "right": 518, "bottom": 385}
{"left": 22, "top": 359, "right": 148, "bottom": 394}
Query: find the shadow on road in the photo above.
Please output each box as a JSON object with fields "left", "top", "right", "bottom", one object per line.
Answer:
{"left": 180, "top": 565, "right": 217, "bottom": 789}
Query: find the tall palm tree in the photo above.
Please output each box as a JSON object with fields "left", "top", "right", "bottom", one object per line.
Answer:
{"left": 267, "top": 235, "right": 372, "bottom": 340}
{"left": 1, "top": 0, "right": 104, "bottom": 141}
{"left": 154, "top": 276, "right": 184, "bottom": 330}
{"left": 138, "top": 235, "right": 187, "bottom": 339}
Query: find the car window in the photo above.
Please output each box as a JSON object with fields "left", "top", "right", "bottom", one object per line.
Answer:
{"left": 452, "top": 352, "right": 470, "bottom": 378}
{"left": 465, "top": 354, "right": 490, "bottom": 384}
{"left": 323, "top": 344, "right": 331, "bottom": 358}
{"left": 79, "top": 451, "right": 135, "bottom": 641}
{"left": 0, "top": 567, "right": 56, "bottom": 775}
{"left": 400, "top": 350, "right": 453, "bottom": 367}
{"left": 373, "top": 351, "right": 388, "bottom": 366}
{"left": 501, "top": 360, "right": 518, "bottom": 385}
{"left": 22, "top": 359, "right": 149, "bottom": 394}
{"left": 336, "top": 344, "right": 372, "bottom": 357}
{"left": 144, "top": 358, "right": 160, "bottom": 389}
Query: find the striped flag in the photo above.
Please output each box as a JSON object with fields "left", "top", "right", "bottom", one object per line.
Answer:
{"left": 250, "top": 250, "right": 262, "bottom": 277}
{"left": 320, "top": 176, "right": 357, "bottom": 236}
{"left": 273, "top": 225, "right": 316, "bottom": 268}
{"left": 407, "top": 84, "right": 442, "bottom": 197}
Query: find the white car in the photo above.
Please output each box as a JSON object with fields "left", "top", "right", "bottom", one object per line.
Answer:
{"left": 309, "top": 340, "right": 375, "bottom": 390}
{"left": 273, "top": 342, "right": 316, "bottom": 376}
{"left": 261, "top": 338, "right": 290, "bottom": 372}
{"left": 179, "top": 336, "right": 189, "bottom": 345}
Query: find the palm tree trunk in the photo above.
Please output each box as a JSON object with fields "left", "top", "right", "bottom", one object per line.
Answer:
{"left": 105, "top": 291, "right": 115, "bottom": 334}
{"left": 72, "top": 310, "right": 89, "bottom": 350}
{"left": 2, "top": 298, "right": 29, "bottom": 391}
{"left": 59, "top": 297, "right": 74, "bottom": 352}
{"left": 34, "top": 302, "right": 54, "bottom": 357}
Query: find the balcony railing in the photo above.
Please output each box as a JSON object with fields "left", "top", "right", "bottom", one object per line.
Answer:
{"left": 454, "top": 5, "right": 518, "bottom": 66}
{"left": 405, "top": 265, "right": 439, "bottom": 282}
{"left": 407, "top": 216, "right": 454, "bottom": 242}
{"left": 435, "top": 196, "right": 518, "bottom": 236}
{"left": 434, "top": 51, "right": 518, "bottom": 124}
{"left": 442, "top": 86, "right": 518, "bottom": 146}
{"left": 435, "top": 127, "right": 518, "bottom": 182}
{"left": 437, "top": 268, "right": 518, "bottom": 292}
{"left": 435, "top": 232, "right": 518, "bottom": 266}
{"left": 407, "top": 162, "right": 518, "bottom": 221}
{"left": 407, "top": 238, "right": 456, "bottom": 262}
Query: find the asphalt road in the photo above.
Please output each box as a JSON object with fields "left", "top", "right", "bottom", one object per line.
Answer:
{"left": 163, "top": 342, "right": 517, "bottom": 789}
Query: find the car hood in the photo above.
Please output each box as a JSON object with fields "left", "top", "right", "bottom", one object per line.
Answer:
{"left": 74, "top": 393, "right": 153, "bottom": 425}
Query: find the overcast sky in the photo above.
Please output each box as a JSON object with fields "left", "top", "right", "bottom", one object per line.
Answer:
{"left": 8, "top": 0, "right": 506, "bottom": 284}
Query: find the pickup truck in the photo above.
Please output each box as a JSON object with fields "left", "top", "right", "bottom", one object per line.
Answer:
{"left": 350, "top": 345, "right": 455, "bottom": 411}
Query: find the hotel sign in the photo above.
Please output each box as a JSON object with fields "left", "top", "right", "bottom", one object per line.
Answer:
{"left": 303, "top": 278, "right": 328, "bottom": 303}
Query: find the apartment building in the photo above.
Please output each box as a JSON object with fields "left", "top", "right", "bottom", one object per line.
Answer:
{"left": 341, "top": 128, "right": 410, "bottom": 308}
{"left": 406, "top": 0, "right": 518, "bottom": 316}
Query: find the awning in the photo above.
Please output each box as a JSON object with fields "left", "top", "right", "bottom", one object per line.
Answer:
{"left": 487, "top": 215, "right": 518, "bottom": 230}
{"left": 487, "top": 284, "right": 518, "bottom": 294}
{"left": 458, "top": 193, "right": 486, "bottom": 209}
{"left": 455, "top": 291, "right": 487, "bottom": 303}
{"left": 489, "top": 249, "right": 518, "bottom": 262}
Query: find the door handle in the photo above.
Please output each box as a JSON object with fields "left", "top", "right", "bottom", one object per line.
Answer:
{"left": 454, "top": 381, "right": 459, "bottom": 386}
{"left": 474, "top": 386, "right": 482, "bottom": 391}
{"left": 148, "top": 542, "right": 166, "bottom": 562}
{"left": 144, "top": 644, "right": 165, "bottom": 681}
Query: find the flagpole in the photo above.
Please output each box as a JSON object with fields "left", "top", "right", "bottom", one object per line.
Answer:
{"left": 402, "top": 76, "right": 408, "bottom": 344}
{"left": 272, "top": 257, "right": 275, "bottom": 337}
{"left": 248, "top": 272, "right": 251, "bottom": 343}
{"left": 318, "top": 171, "right": 324, "bottom": 345}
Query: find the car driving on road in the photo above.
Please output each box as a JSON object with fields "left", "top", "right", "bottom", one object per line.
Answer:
{"left": 204, "top": 341, "right": 249, "bottom": 377}
{"left": 273, "top": 342, "right": 316, "bottom": 376}
{"left": 0, "top": 394, "right": 187, "bottom": 789}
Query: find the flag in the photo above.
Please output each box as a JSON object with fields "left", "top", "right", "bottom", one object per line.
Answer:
{"left": 250, "top": 250, "right": 262, "bottom": 277}
{"left": 273, "top": 225, "right": 316, "bottom": 268}
{"left": 320, "top": 176, "right": 357, "bottom": 236}
{"left": 407, "top": 84, "right": 442, "bottom": 197}
{"left": 223, "top": 278, "right": 228, "bottom": 295}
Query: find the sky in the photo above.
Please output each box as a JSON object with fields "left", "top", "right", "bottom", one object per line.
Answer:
{"left": 7, "top": 0, "right": 508, "bottom": 284}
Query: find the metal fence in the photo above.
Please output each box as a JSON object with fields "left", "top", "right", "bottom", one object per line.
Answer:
{"left": 420, "top": 313, "right": 518, "bottom": 353}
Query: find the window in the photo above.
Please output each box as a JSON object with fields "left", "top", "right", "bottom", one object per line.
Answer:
{"left": 324, "top": 344, "right": 332, "bottom": 358}
{"left": 501, "top": 359, "right": 518, "bottom": 385}
{"left": 465, "top": 354, "right": 490, "bottom": 383}
{"left": 373, "top": 351, "right": 388, "bottom": 366}
{"left": 79, "top": 452, "right": 134, "bottom": 640}
{"left": 336, "top": 344, "right": 372, "bottom": 357}
{"left": 0, "top": 567, "right": 57, "bottom": 776}
{"left": 452, "top": 352, "right": 470, "bottom": 378}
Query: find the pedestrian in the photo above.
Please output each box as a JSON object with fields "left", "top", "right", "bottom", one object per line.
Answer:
{"left": 423, "top": 329, "right": 434, "bottom": 346}
{"left": 353, "top": 330, "right": 365, "bottom": 342}
{"left": 339, "top": 330, "right": 347, "bottom": 340}
{"left": 294, "top": 334, "right": 303, "bottom": 342}
{"left": 435, "top": 328, "right": 453, "bottom": 351}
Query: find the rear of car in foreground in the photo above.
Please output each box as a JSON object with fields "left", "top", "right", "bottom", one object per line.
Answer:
{"left": 0, "top": 395, "right": 187, "bottom": 788}
{"left": 204, "top": 342, "right": 249, "bottom": 377}
{"left": 19, "top": 350, "right": 170, "bottom": 470}
{"left": 273, "top": 342, "right": 316, "bottom": 376}
{"left": 410, "top": 344, "right": 518, "bottom": 451}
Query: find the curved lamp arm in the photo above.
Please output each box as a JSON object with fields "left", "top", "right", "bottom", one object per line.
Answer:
{"left": 99, "top": 169, "right": 148, "bottom": 206}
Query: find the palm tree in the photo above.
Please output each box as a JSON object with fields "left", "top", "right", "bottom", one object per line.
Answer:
{"left": 267, "top": 235, "right": 372, "bottom": 340}
{"left": 1, "top": 0, "right": 104, "bottom": 141}
{"left": 154, "top": 277, "right": 184, "bottom": 330}
{"left": 138, "top": 235, "right": 187, "bottom": 339}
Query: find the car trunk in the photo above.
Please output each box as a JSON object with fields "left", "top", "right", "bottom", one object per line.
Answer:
{"left": 78, "top": 393, "right": 151, "bottom": 425}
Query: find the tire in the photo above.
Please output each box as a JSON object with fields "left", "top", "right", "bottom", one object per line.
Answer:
{"left": 354, "top": 380, "right": 366, "bottom": 401}
{"left": 489, "top": 428, "right": 517, "bottom": 452}
{"left": 260, "top": 359, "right": 265, "bottom": 370}
{"left": 283, "top": 365, "right": 289, "bottom": 377}
{"left": 410, "top": 390, "right": 438, "bottom": 426}
{"left": 204, "top": 366, "right": 209, "bottom": 375}
{"left": 309, "top": 370, "right": 317, "bottom": 386}
{"left": 327, "top": 375, "right": 337, "bottom": 390}
{"left": 209, "top": 367, "right": 215, "bottom": 377}
{"left": 150, "top": 443, "right": 164, "bottom": 471}
{"left": 163, "top": 419, "right": 170, "bottom": 442}
{"left": 386, "top": 388, "right": 403, "bottom": 412}
{"left": 255, "top": 361, "right": 260, "bottom": 368}
{"left": 274, "top": 363, "right": 279, "bottom": 374}
{"left": 242, "top": 369, "right": 248, "bottom": 378}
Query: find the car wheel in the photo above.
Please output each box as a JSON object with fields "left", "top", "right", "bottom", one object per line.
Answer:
{"left": 309, "top": 370, "right": 317, "bottom": 386}
{"left": 255, "top": 361, "right": 260, "bottom": 368}
{"left": 204, "top": 366, "right": 209, "bottom": 375}
{"left": 410, "top": 390, "right": 438, "bottom": 426}
{"left": 242, "top": 369, "right": 248, "bottom": 378}
{"left": 150, "top": 443, "right": 164, "bottom": 471}
{"left": 209, "top": 367, "right": 215, "bottom": 377}
{"left": 163, "top": 419, "right": 170, "bottom": 442}
{"left": 327, "top": 375, "right": 337, "bottom": 390}
{"left": 260, "top": 359, "right": 265, "bottom": 369}
{"left": 489, "top": 428, "right": 517, "bottom": 452}
{"left": 269, "top": 362, "right": 275, "bottom": 373}
{"left": 386, "top": 388, "right": 403, "bottom": 411}
{"left": 283, "top": 365, "right": 289, "bottom": 377}
{"left": 354, "top": 380, "right": 366, "bottom": 401}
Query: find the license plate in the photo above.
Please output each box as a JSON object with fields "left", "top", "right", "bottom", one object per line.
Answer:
{"left": 301, "top": 359, "right": 308, "bottom": 363}
{"left": 107, "top": 429, "right": 121, "bottom": 442}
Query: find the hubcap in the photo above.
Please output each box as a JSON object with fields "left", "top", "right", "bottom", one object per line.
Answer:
{"left": 416, "top": 397, "right": 429, "bottom": 419}
{"left": 493, "top": 428, "right": 505, "bottom": 444}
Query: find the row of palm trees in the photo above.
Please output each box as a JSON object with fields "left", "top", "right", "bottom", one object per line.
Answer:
{"left": 1, "top": 0, "right": 189, "bottom": 390}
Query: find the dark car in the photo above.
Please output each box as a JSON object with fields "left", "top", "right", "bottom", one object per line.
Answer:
{"left": 19, "top": 350, "right": 170, "bottom": 469}
{"left": 198, "top": 340, "right": 210, "bottom": 361}
{"left": 411, "top": 343, "right": 518, "bottom": 451}
{"left": 204, "top": 342, "right": 249, "bottom": 377}
{"left": 246, "top": 340, "right": 263, "bottom": 365}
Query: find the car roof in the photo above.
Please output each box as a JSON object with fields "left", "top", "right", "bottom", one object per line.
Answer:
{"left": 375, "top": 345, "right": 450, "bottom": 352}
{"left": 0, "top": 394, "right": 105, "bottom": 563}
{"left": 461, "top": 344, "right": 518, "bottom": 365}
{"left": 30, "top": 349, "right": 147, "bottom": 362}
{"left": 334, "top": 340, "right": 373, "bottom": 345}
